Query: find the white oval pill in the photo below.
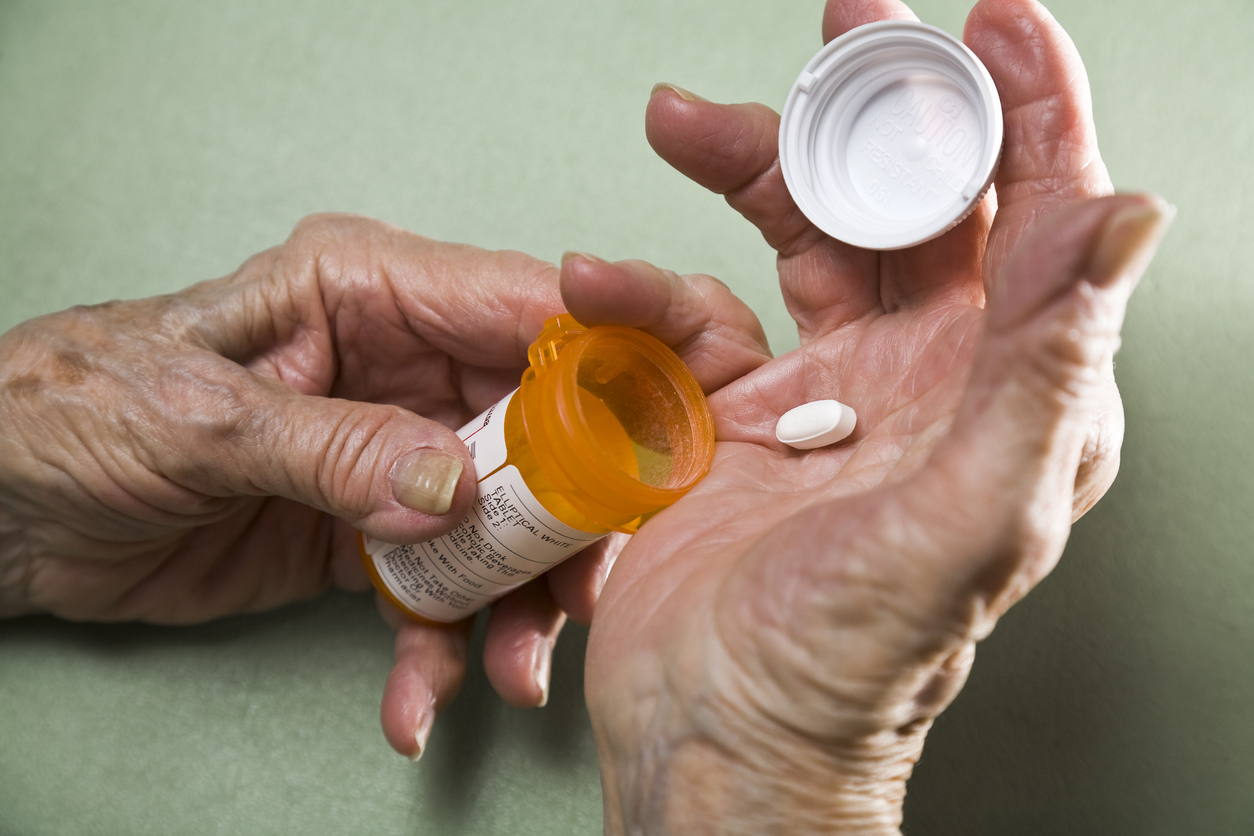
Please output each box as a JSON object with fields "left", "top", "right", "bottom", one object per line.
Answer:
{"left": 775, "top": 400, "right": 857, "bottom": 450}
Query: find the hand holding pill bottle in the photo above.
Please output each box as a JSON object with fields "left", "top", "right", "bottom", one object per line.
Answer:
{"left": 360, "top": 314, "right": 715, "bottom": 623}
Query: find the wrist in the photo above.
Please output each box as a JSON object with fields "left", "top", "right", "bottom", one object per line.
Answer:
{"left": 0, "top": 444, "right": 36, "bottom": 618}
{"left": 0, "top": 506, "right": 32, "bottom": 618}
{"left": 595, "top": 696, "right": 923, "bottom": 836}
{"left": 0, "top": 331, "right": 37, "bottom": 618}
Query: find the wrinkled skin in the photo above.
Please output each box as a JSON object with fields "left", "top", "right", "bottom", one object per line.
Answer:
{"left": 579, "top": 0, "right": 1171, "bottom": 832}
{"left": 0, "top": 216, "right": 771, "bottom": 757}
{"left": 0, "top": 0, "right": 1173, "bottom": 831}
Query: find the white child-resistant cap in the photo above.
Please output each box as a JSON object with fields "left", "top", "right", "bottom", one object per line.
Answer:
{"left": 779, "top": 21, "right": 1003, "bottom": 250}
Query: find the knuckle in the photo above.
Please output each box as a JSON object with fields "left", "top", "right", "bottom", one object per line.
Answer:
{"left": 289, "top": 212, "right": 367, "bottom": 243}
{"left": 940, "top": 466, "right": 1074, "bottom": 641}
{"left": 910, "top": 466, "right": 1070, "bottom": 642}
{"left": 1073, "top": 396, "right": 1124, "bottom": 519}
{"left": 500, "top": 253, "right": 560, "bottom": 342}
{"left": 1022, "top": 282, "right": 1122, "bottom": 404}
{"left": 160, "top": 360, "right": 257, "bottom": 444}
{"left": 495, "top": 248, "right": 559, "bottom": 297}
{"left": 975, "top": 510, "right": 1070, "bottom": 619}
{"left": 126, "top": 356, "right": 269, "bottom": 494}
{"left": 686, "top": 271, "right": 731, "bottom": 294}
{"left": 285, "top": 214, "right": 377, "bottom": 276}
{"left": 310, "top": 402, "right": 403, "bottom": 517}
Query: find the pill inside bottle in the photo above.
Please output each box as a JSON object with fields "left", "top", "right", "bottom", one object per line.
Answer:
{"left": 360, "top": 314, "right": 716, "bottom": 624}
{"left": 775, "top": 399, "right": 857, "bottom": 450}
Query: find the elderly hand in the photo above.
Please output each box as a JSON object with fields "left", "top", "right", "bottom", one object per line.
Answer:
{"left": 0, "top": 215, "right": 771, "bottom": 759}
{"left": 581, "top": 0, "right": 1172, "bottom": 832}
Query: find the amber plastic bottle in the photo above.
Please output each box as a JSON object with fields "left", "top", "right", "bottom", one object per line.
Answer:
{"left": 359, "top": 314, "right": 715, "bottom": 623}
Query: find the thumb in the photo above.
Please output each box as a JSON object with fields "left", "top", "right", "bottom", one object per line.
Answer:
{"left": 924, "top": 192, "right": 1174, "bottom": 631}
{"left": 152, "top": 364, "right": 476, "bottom": 543}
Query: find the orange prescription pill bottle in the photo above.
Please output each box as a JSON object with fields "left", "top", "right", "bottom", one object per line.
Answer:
{"left": 359, "top": 313, "right": 715, "bottom": 623}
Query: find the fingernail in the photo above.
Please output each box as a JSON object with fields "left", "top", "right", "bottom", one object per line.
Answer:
{"left": 1086, "top": 197, "right": 1176, "bottom": 287}
{"left": 391, "top": 450, "right": 463, "bottom": 515}
{"left": 410, "top": 703, "right": 435, "bottom": 762}
{"left": 651, "top": 82, "right": 705, "bottom": 102}
{"left": 560, "top": 250, "right": 608, "bottom": 269}
{"left": 533, "top": 647, "right": 552, "bottom": 708}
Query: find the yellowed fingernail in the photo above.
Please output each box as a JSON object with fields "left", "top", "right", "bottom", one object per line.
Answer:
{"left": 391, "top": 450, "right": 462, "bottom": 515}
{"left": 410, "top": 703, "right": 435, "bottom": 762}
{"left": 1086, "top": 197, "right": 1176, "bottom": 287}
{"left": 651, "top": 82, "right": 705, "bottom": 102}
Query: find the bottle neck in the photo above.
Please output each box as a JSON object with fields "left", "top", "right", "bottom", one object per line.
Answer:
{"left": 518, "top": 316, "right": 715, "bottom": 532}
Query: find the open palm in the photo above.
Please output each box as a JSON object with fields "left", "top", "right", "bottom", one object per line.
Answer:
{"left": 581, "top": 1, "right": 1171, "bottom": 832}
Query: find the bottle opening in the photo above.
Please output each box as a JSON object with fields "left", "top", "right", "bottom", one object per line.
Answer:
{"left": 574, "top": 341, "right": 694, "bottom": 491}
{"left": 520, "top": 315, "right": 715, "bottom": 528}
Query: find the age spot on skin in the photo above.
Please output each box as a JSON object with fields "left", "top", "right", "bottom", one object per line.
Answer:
{"left": 53, "top": 351, "right": 95, "bottom": 386}
{"left": 4, "top": 373, "right": 43, "bottom": 396}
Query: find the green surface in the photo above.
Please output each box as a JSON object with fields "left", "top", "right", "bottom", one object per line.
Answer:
{"left": 1, "top": 0, "right": 1252, "bottom": 833}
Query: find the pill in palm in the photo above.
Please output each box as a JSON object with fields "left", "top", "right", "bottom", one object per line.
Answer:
{"left": 775, "top": 400, "right": 857, "bottom": 450}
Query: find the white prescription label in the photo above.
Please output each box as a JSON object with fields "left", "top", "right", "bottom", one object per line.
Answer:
{"left": 459, "top": 389, "right": 512, "bottom": 480}
{"left": 362, "top": 390, "right": 606, "bottom": 622}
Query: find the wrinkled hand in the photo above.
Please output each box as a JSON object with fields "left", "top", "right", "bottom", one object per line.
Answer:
{"left": 582, "top": 0, "right": 1173, "bottom": 832}
{"left": 0, "top": 216, "right": 770, "bottom": 758}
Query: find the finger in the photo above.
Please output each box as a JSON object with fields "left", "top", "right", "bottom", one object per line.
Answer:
{"left": 644, "top": 0, "right": 915, "bottom": 248}
{"left": 1071, "top": 372, "right": 1124, "bottom": 520}
{"left": 719, "top": 195, "right": 1170, "bottom": 735}
{"left": 544, "top": 534, "right": 628, "bottom": 625}
{"left": 821, "top": 0, "right": 917, "bottom": 43}
{"left": 645, "top": 87, "right": 885, "bottom": 338}
{"left": 646, "top": 88, "right": 819, "bottom": 259}
{"left": 821, "top": 0, "right": 1001, "bottom": 315}
{"left": 560, "top": 252, "right": 771, "bottom": 392}
{"left": 183, "top": 214, "right": 563, "bottom": 420}
{"left": 139, "top": 357, "right": 477, "bottom": 544}
{"left": 964, "top": 0, "right": 1113, "bottom": 286}
{"left": 141, "top": 212, "right": 591, "bottom": 541}
{"left": 925, "top": 193, "right": 1172, "bottom": 631}
{"left": 288, "top": 214, "right": 564, "bottom": 371}
{"left": 482, "top": 581, "right": 567, "bottom": 708}
{"left": 652, "top": 76, "right": 998, "bottom": 334}
{"left": 379, "top": 602, "right": 473, "bottom": 759}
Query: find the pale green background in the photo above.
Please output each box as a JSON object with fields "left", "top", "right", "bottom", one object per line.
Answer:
{"left": 0, "top": 0, "right": 1250, "bottom": 833}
